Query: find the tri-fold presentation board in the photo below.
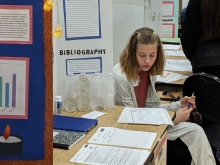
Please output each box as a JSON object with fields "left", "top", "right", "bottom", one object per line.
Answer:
{"left": 53, "top": 0, "right": 114, "bottom": 99}
{"left": 162, "top": 0, "right": 179, "bottom": 38}
{"left": 0, "top": 0, "right": 52, "bottom": 164}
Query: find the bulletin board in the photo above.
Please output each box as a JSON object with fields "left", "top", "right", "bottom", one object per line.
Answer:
{"left": 0, "top": 0, "right": 52, "bottom": 164}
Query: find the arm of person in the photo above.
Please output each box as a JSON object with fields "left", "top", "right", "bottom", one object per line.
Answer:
{"left": 173, "top": 106, "right": 194, "bottom": 125}
{"left": 160, "top": 95, "right": 196, "bottom": 125}
{"left": 159, "top": 101, "right": 181, "bottom": 111}
{"left": 159, "top": 95, "right": 196, "bottom": 111}
{"left": 181, "top": 0, "right": 201, "bottom": 61}
{"left": 114, "top": 74, "right": 137, "bottom": 107}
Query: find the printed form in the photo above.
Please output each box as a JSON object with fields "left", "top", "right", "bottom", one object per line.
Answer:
{"left": 164, "top": 50, "right": 185, "bottom": 57}
{"left": 70, "top": 143, "right": 150, "bottom": 165}
{"left": 164, "top": 59, "right": 192, "bottom": 72}
{"left": 88, "top": 127, "right": 157, "bottom": 149}
{"left": 117, "top": 107, "right": 173, "bottom": 125}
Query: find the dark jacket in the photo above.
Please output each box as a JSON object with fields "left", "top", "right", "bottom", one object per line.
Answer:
{"left": 180, "top": 7, "right": 187, "bottom": 28}
{"left": 181, "top": 0, "right": 220, "bottom": 69}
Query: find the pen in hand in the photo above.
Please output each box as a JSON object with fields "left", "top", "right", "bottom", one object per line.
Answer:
{"left": 187, "top": 92, "right": 194, "bottom": 109}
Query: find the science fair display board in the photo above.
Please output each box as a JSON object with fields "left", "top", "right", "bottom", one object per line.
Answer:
{"left": 161, "top": 0, "right": 179, "bottom": 38}
{"left": 53, "top": 0, "right": 113, "bottom": 97}
{"left": 0, "top": 0, "right": 52, "bottom": 164}
{"left": 112, "top": 0, "right": 163, "bottom": 65}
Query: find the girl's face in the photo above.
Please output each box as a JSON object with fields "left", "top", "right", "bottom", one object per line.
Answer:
{"left": 136, "top": 43, "right": 157, "bottom": 71}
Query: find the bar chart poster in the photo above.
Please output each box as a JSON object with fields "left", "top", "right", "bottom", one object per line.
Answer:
{"left": 0, "top": 56, "right": 29, "bottom": 119}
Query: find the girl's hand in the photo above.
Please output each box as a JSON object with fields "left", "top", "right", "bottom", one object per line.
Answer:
{"left": 173, "top": 106, "right": 194, "bottom": 125}
{"left": 180, "top": 95, "right": 196, "bottom": 109}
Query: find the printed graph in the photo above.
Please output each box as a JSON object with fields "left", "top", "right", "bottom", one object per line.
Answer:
{"left": 0, "top": 57, "right": 29, "bottom": 119}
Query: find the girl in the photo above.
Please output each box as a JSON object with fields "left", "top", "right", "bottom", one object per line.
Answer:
{"left": 113, "top": 27, "right": 216, "bottom": 165}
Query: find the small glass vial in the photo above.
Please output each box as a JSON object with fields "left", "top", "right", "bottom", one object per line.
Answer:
{"left": 54, "top": 96, "right": 62, "bottom": 115}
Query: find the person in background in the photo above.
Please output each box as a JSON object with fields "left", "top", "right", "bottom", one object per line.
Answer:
{"left": 113, "top": 27, "right": 216, "bottom": 165}
{"left": 181, "top": 0, "right": 220, "bottom": 163}
{"left": 181, "top": 0, "right": 220, "bottom": 78}
{"left": 180, "top": 7, "right": 187, "bottom": 28}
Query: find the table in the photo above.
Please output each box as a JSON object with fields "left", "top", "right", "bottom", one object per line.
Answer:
{"left": 53, "top": 106, "right": 175, "bottom": 165}
{"left": 155, "top": 54, "right": 192, "bottom": 101}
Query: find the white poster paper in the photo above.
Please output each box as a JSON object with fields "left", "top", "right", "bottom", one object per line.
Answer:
{"left": 162, "top": 24, "right": 174, "bottom": 38}
{"left": 113, "top": 0, "right": 162, "bottom": 65}
{"left": 162, "top": 2, "right": 174, "bottom": 16}
{"left": 0, "top": 5, "right": 32, "bottom": 44}
{"left": 63, "top": 0, "right": 101, "bottom": 40}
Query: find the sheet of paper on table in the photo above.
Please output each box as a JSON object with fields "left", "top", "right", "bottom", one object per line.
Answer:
{"left": 117, "top": 107, "right": 173, "bottom": 125}
{"left": 163, "top": 44, "right": 181, "bottom": 50}
{"left": 81, "top": 111, "right": 106, "bottom": 119}
{"left": 156, "top": 71, "right": 189, "bottom": 83}
{"left": 164, "top": 50, "right": 185, "bottom": 57}
{"left": 88, "top": 127, "right": 157, "bottom": 149}
{"left": 70, "top": 143, "right": 150, "bottom": 165}
{"left": 164, "top": 59, "right": 192, "bottom": 72}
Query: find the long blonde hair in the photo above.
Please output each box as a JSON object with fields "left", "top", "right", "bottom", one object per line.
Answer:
{"left": 120, "top": 27, "right": 165, "bottom": 81}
